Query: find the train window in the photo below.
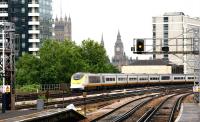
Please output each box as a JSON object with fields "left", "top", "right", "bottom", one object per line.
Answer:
{"left": 150, "top": 77, "right": 159, "bottom": 80}
{"left": 118, "top": 78, "right": 127, "bottom": 81}
{"left": 129, "top": 78, "right": 137, "bottom": 81}
{"left": 174, "top": 77, "right": 178, "bottom": 80}
{"left": 161, "top": 76, "right": 170, "bottom": 80}
{"left": 89, "top": 76, "right": 100, "bottom": 83}
{"left": 174, "top": 77, "right": 184, "bottom": 80}
{"left": 106, "top": 77, "right": 115, "bottom": 81}
{"left": 188, "top": 77, "right": 194, "bottom": 79}
{"left": 139, "top": 77, "right": 148, "bottom": 80}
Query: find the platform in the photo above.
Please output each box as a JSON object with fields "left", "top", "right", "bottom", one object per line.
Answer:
{"left": 175, "top": 103, "right": 200, "bottom": 122}
{"left": 0, "top": 108, "right": 85, "bottom": 122}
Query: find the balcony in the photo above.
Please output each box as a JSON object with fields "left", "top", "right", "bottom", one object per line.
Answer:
{"left": 28, "top": 13, "right": 39, "bottom": 16}
{"left": 29, "top": 47, "right": 39, "bottom": 52}
{"left": 0, "top": 3, "right": 8, "bottom": 8}
{"left": 0, "top": 12, "right": 8, "bottom": 17}
{"left": 28, "top": 21, "right": 40, "bottom": 25}
{"left": 28, "top": 39, "right": 40, "bottom": 42}
{"left": 28, "top": 30, "right": 40, "bottom": 34}
{"left": 28, "top": 3, "right": 39, "bottom": 8}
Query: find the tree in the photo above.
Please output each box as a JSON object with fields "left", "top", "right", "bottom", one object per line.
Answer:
{"left": 80, "top": 39, "right": 119, "bottom": 73}
{"left": 16, "top": 53, "right": 41, "bottom": 85}
{"left": 16, "top": 39, "right": 119, "bottom": 85}
{"left": 39, "top": 40, "right": 87, "bottom": 84}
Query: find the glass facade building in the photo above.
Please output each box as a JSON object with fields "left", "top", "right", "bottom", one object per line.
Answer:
{"left": 39, "top": 0, "right": 52, "bottom": 41}
{"left": 0, "top": 0, "right": 52, "bottom": 56}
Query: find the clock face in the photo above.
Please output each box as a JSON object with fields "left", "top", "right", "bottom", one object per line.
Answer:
{"left": 116, "top": 47, "right": 120, "bottom": 52}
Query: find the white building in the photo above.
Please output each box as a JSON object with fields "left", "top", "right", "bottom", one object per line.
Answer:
{"left": 153, "top": 12, "right": 200, "bottom": 74}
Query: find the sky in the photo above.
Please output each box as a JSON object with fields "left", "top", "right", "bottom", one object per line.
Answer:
{"left": 52, "top": 0, "right": 200, "bottom": 60}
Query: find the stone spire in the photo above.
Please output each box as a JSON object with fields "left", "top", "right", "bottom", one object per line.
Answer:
{"left": 117, "top": 29, "right": 121, "bottom": 42}
{"left": 101, "top": 33, "right": 104, "bottom": 47}
{"left": 68, "top": 14, "right": 71, "bottom": 23}
{"left": 65, "top": 14, "right": 68, "bottom": 22}
{"left": 55, "top": 16, "right": 58, "bottom": 21}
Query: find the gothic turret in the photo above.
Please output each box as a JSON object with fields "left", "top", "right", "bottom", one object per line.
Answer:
{"left": 101, "top": 33, "right": 104, "bottom": 47}
{"left": 53, "top": 14, "right": 72, "bottom": 41}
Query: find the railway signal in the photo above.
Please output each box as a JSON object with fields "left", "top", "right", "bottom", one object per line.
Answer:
{"left": 136, "top": 39, "right": 144, "bottom": 54}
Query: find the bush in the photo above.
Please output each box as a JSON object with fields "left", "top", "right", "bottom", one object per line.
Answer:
{"left": 17, "top": 84, "right": 40, "bottom": 93}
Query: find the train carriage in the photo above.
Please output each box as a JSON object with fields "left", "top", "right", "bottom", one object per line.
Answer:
{"left": 149, "top": 74, "right": 160, "bottom": 83}
{"left": 87, "top": 73, "right": 102, "bottom": 87}
{"left": 128, "top": 74, "right": 138, "bottom": 84}
{"left": 102, "top": 74, "right": 117, "bottom": 87}
{"left": 186, "top": 74, "right": 195, "bottom": 83}
{"left": 173, "top": 74, "right": 186, "bottom": 83}
{"left": 138, "top": 75, "right": 149, "bottom": 84}
{"left": 160, "top": 75, "right": 172, "bottom": 83}
{"left": 116, "top": 74, "right": 128, "bottom": 85}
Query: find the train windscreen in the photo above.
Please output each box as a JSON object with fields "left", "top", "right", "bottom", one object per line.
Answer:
{"left": 73, "top": 73, "right": 84, "bottom": 80}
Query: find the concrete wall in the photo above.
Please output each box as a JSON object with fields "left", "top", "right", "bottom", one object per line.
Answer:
{"left": 121, "top": 65, "right": 172, "bottom": 74}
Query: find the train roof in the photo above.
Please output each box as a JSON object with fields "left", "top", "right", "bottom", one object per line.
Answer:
{"left": 72, "top": 72, "right": 194, "bottom": 76}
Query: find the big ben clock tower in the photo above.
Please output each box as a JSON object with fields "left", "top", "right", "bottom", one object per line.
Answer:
{"left": 114, "top": 30, "right": 124, "bottom": 56}
{"left": 112, "top": 30, "right": 129, "bottom": 70}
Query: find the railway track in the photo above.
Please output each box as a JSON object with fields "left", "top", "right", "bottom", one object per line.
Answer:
{"left": 90, "top": 88, "right": 191, "bottom": 122}
{"left": 136, "top": 93, "right": 191, "bottom": 122}
{"left": 15, "top": 88, "right": 154, "bottom": 110}
{"left": 0, "top": 85, "right": 192, "bottom": 113}
{"left": 0, "top": 84, "right": 192, "bottom": 102}
{"left": 92, "top": 94, "right": 160, "bottom": 122}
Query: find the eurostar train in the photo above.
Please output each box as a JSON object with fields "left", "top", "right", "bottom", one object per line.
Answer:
{"left": 70, "top": 72, "right": 194, "bottom": 90}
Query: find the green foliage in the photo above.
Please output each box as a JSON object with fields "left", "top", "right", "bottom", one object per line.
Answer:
{"left": 16, "top": 39, "right": 119, "bottom": 85}
{"left": 16, "top": 84, "right": 40, "bottom": 93}
{"left": 80, "top": 39, "right": 118, "bottom": 73}
{"left": 38, "top": 94, "right": 46, "bottom": 100}
{"left": 39, "top": 40, "right": 86, "bottom": 84}
{"left": 16, "top": 53, "right": 41, "bottom": 85}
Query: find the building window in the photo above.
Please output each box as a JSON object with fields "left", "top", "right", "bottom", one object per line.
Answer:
{"left": 21, "top": 17, "right": 26, "bottom": 22}
{"left": 164, "top": 54, "right": 168, "bottom": 58}
{"left": 22, "top": 42, "right": 25, "bottom": 48}
{"left": 22, "top": 34, "right": 25, "bottom": 39}
{"left": 164, "top": 17, "right": 168, "bottom": 22}
{"left": 12, "top": 17, "right": 18, "bottom": 22}
{"left": 153, "top": 24, "right": 156, "bottom": 31}
{"left": 153, "top": 32, "right": 156, "bottom": 37}
{"left": 164, "top": 24, "right": 168, "bottom": 30}
{"left": 21, "top": 0, "right": 25, "bottom": 4}
{"left": 21, "top": 8, "right": 25, "bottom": 13}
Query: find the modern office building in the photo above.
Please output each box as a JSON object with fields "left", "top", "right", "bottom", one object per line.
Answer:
{"left": 152, "top": 12, "right": 200, "bottom": 74}
{"left": 53, "top": 15, "right": 72, "bottom": 41}
{"left": 0, "top": 0, "right": 52, "bottom": 56}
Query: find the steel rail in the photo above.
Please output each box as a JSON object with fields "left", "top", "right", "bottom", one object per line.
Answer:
{"left": 112, "top": 95, "right": 160, "bottom": 122}
{"left": 168, "top": 93, "right": 192, "bottom": 122}
{"left": 91, "top": 95, "right": 156, "bottom": 122}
